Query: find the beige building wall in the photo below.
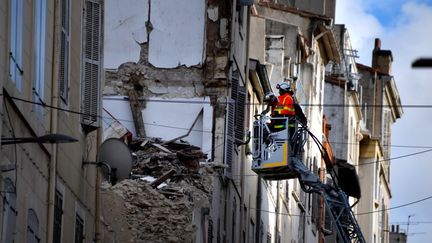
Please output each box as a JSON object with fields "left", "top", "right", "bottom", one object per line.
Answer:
{"left": 0, "top": 0, "right": 99, "bottom": 242}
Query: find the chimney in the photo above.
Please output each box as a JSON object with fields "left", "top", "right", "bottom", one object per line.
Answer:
{"left": 371, "top": 38, "right": 393, "bottom": 75}
{"left": 374, "top": 38, "right": 381, "bottom": 50}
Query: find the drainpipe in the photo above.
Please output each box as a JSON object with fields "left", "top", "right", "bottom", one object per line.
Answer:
{"left": 94, "top": 128, "right": 102, "bottom": 242}
{"left": 242, "top": 4, "right": 255, "bottom": 242}
{"left": 46, "top": 0, "right": 60, "bottom": 242}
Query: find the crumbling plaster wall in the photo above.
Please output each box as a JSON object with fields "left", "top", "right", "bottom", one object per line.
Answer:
{"left": 103, "top": 0, "right": 233, "bottom": 161}
{"left": 104, "top": 0, "right": 231, "bottom": 98}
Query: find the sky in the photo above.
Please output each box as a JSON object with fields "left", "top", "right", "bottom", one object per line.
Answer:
{"left": 336, "top": 0, "right": 432, "bottom": 242}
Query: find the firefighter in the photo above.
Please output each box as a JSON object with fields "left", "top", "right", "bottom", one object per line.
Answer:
{"left": 264, "top": 81, "right": 307, "bottom": 134}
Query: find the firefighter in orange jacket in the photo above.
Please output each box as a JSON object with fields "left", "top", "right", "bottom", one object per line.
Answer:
{"left": 268, "top": 82, "right": 307, "bottom": 133}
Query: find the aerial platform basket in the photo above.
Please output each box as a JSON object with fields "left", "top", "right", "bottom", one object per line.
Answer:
{"left": 252, "top": 115, "right": 300, "bottom": 180}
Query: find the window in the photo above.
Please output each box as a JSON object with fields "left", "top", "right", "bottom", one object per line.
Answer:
{"left": 74, "top": 214, "right": 84, "bottom": 243}
{"left": 53, "top": 189, "right": 63, "bottom": 243}
{"left": 266, "top": 232, "right": 271, "bottom": 243}
{"left": 231, "top": 198, "right": 237, "bottom": 243}
{"left": 1, "top": 178, "right": 17, "bottom": 243}
{"left": 9, "top": 0, "right": 23, "bottom": 89}
{"left": 33, "top": 0, "right": 47, "bottom": 115}
{"left": 259, "top": 221, "right": 264, "bottom": 243}
{"left": 27, "top": 209, "right": 40, "bottom": 243}
{"left": 59, "top": 0, "right": 70, "bottom": 102}
{"left": 81, "top": 0, "right": 103, "bottom": 131}
{"left": 249, "top": 219, "right": 255, "bottom": 243}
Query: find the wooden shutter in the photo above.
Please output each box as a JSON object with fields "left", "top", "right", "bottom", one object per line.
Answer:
{"left": 231, "top": 72, "right": 246, "bottom": 142}
{"left": 81, "top": 0, "right": 103, "bottom": 130}
{"left": 225, "top": 98, "right": 235, "bottom": 177}
{"left": 235, "top": 86, "right": 246, "bottom": 141}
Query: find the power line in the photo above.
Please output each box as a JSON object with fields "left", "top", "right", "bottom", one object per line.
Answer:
{"left": 9, "top": 95, "right": 432, "bottom": 168}
{"left": 356, "top": 148, "right": 432, "bottom": 166}
{"left": 356, "top": 195, "right": 432, "bottom": 215}
{"left": 103, "top": 96, "right": 432, "bottom": 109}
{"left": 10, "top": 95, "right": 432, "bottom": 148}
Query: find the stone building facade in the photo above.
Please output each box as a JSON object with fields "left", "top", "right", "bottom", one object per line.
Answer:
{"left": 0, "top": 0, "right": 103, "bottom": 242}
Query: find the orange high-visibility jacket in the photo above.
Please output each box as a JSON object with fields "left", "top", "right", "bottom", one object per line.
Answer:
{"left": 272, "top": 93, "right": 295, "bottom": 116}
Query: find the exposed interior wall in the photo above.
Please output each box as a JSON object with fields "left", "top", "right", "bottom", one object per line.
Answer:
{"left": 104, "top": 0, "right": 149, "bottom": 69}
{"left": 148, "top": 0, "right": 205, "bottom": 68}
{"left": 266, "top": 35, "right": 285, "bottom": 87}
{"left": 103, "top": 96, "right": 137, "bottom": 138}
{"left": 141, "top": 97, "right": 213, "bottom": 158}
{"left": 249, "top": 17, "right": 266, "bottom": 63}
{"left": 104, "top": 0, "right": 206, "bottom": 69}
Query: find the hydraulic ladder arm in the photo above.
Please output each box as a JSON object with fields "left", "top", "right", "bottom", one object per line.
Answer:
{"left": 252, "top": 115, "right": 366, "bottom": 243}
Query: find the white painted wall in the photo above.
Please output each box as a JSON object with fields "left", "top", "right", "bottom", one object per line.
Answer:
{"left": 141, "top": 97, "right": 213, "bottom": 159}
{"left": 266, "top": 35, "right": 285, "bottom": 90}
{"left": 102, "top": 96, "right": 137, "bottom": 138}
{"left": 104, "top": 0, "right": 148, "bottom": 69}
{"left": 148, "top": 0, "right": 205, "bottom": 68}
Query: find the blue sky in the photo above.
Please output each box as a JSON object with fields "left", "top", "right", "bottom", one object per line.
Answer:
{"left": 336, "top": 1, "right": 432, "bottom": 242}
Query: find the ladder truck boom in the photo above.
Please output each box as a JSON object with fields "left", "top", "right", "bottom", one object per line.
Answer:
{"left": 252, "top": 115, "right": 365, "bottom": 243}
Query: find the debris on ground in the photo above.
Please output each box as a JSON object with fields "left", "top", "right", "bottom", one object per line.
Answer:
{"left": 100, "top": 138, "right": 214, "bottom": 243}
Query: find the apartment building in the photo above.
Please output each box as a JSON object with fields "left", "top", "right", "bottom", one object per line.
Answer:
{"left": 100, "top": 1, "right": 402, "bottom": 243}
{"left": 324, "top": 27, "right": 403, "bottom": 243}
{"left": 356, "top": 39, "right": 403, "bottom": 243}
{"left": 0, "top": 0, "right": 103, "bottom": 242}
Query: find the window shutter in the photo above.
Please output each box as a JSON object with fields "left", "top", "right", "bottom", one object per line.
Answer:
{"left": 81, "top": 0, "right": 103, "bottom": 131}
{"left": 231, "top": 72, "right": 246, "bottom": 141}
{"left": 224, "top": 98, "right": 235, "bottom": 177}
{"left": 235, "top": 85, "right": 246, "bottom": 141}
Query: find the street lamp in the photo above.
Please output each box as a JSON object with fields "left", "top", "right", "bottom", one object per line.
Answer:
{"left": 1, "top": 133, "right": 78, "bottom": 145}
{"left": 412, "top": 58, "right": 432, "bottom": 68}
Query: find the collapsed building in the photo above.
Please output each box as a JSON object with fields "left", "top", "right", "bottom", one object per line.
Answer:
{"left": 100, "top": 1, "right": 402, "bottom": 243}
{"left": 100, "top": 138, "right": 213, "bottom": 242}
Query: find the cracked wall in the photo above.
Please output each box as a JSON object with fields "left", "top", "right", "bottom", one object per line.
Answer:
{"left": 103, "top": 0, "right": 232, "bottom": 160}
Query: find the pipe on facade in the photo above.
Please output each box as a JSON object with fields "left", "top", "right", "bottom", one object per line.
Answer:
{"left": 46, "top": 0, "right": 60, "bottom": 241}
{"left": 94, "top": 128, "right": 102, "bottom": 242}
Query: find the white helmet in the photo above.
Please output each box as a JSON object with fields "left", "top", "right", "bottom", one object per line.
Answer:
{"left": 276, "top": 82, "right": 292, "bottom": 93}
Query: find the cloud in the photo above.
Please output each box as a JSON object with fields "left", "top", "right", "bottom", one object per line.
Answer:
{"left": 337, "top": 1, "right": 432, "bottom": 242}
{"left": 335, "top": 0, "right": 383, "bottom": 64}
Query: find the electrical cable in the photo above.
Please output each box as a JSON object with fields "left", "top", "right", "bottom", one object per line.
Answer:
{"left": 9, "top": 94, "right": 432, "bottom": 213}
{"left": 102, "top": 96, "right": 432, "bottom": 109}
{"left": 9, "top": 95, "right": 432, "bottom": 174}
{"left": 9, "top": 95, "right": 432, "bottom": 150}
{"left": 356, "top": 195, "right": 432, "bottom": 216}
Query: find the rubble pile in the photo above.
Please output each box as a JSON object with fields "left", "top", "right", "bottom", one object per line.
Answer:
{"left": 100, "top": 138, "right": 213, "bottom": 243}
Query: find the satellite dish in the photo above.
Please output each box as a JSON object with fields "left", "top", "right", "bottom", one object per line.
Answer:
{"left": 97, "top": 138, "right": 132, "bottom": 184}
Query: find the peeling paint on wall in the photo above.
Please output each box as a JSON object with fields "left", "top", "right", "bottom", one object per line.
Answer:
{"left": 207, "top": 6, "right": 218, "bottom": 22}
{"left": 148, "top": 0, "right": 205, "bottom": 68}
{"left": 104, "top": 0, "right": 149, "bottom": 69}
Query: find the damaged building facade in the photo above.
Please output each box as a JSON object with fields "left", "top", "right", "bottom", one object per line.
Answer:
{"left": 101, "top": 1, "right": 402, "bottom": 243}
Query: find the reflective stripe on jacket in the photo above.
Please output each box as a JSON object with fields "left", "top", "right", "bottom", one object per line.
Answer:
{"left": 272, "top": 93, "right": 295, "bottom": 116}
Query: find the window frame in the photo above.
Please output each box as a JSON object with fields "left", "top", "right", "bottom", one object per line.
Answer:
{"left": 53, "top": 189, "right": 64, "bottom": 243}
{"left": 9, "top": 0, "right": 24, "bottom": 90}
{"left": 26, "top": 209, "right": 40, "bottom": 243}
{"left": 33, "top": 0, "right": 47, "bottom": 116}
{"left": 74, "top": 213, "right": 85, "bottom": 243}
{"left": 59, "top": 0, "right": 71, "bottom": 103}
{"left": 1, "top": 178, "right": 17, "bottom": 243}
